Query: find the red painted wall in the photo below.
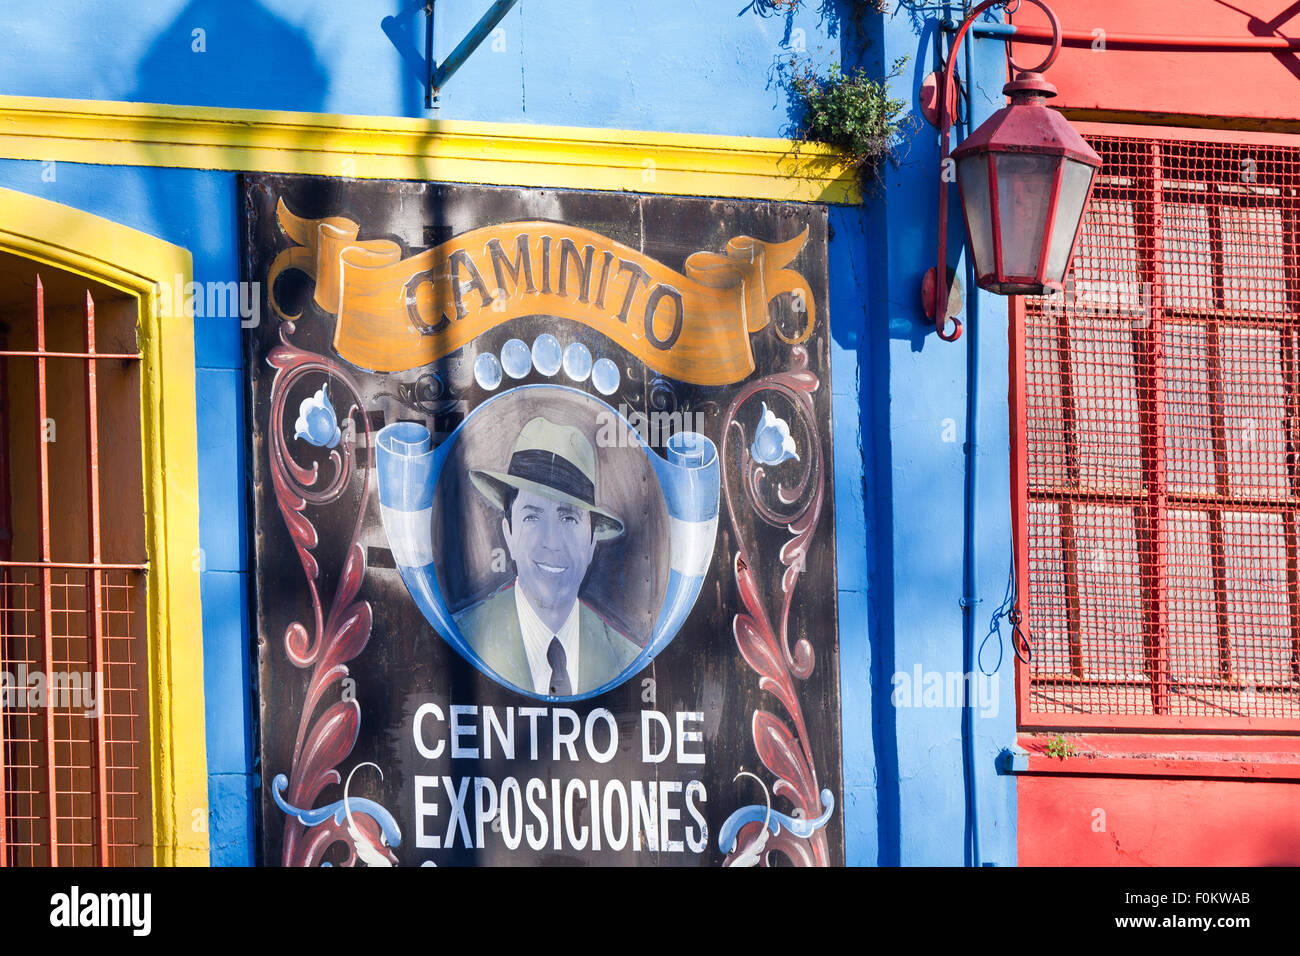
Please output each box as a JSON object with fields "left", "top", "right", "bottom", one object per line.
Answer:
{"left": 1017, "top": 736, "right": 1300, "bottom": 865}
{"left": 1015, "top": 1, "right": 1300, "bottom": 124}
{"left": 1019, "top": 774, "right": 1300, "bottom": 866}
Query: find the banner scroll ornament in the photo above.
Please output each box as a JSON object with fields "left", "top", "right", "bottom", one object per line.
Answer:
{"left": 268, "top": 200, "right": 815, "bottom": 386}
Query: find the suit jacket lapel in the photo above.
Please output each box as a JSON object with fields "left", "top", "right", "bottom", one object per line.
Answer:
{"left": 489, "top": 587, "right": 532, "bottom": 692}
{"left": 578, "top": 603, "right": 617, "bottom": 693}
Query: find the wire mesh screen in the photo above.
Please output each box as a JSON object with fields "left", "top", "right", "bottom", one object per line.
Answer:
{"left": 1, "top": 569, "right": 148, "bottom": 865}
{"left": 1023, "top": 132, "right": 1300, "bottom": 724}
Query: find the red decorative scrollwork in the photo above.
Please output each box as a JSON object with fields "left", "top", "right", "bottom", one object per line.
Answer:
{"left": 721, "top": 346, "right": 829, "bottom": 867}
{"left": 265, "top": 323, "right": 391, "bottom": 866}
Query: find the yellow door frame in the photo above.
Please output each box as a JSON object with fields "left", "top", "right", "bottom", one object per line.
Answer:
{"left": 0, "top": 184, "right": 208, "bottom": 866}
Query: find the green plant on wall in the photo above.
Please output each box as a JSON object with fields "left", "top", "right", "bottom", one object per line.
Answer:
{"left": 787, "top": 55, "right": 911, "bottom": 185}
{"left": 1046, "top": 734, "right": 1075, "bottom": 760}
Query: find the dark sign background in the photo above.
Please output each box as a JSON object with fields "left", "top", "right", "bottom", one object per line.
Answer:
{"left": 243, "top": 173, "right": 843, "bottom": 866}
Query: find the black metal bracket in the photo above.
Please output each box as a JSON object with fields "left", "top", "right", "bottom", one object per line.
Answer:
{"left": 425, "top": 0, "right": 520, "bottom": 109}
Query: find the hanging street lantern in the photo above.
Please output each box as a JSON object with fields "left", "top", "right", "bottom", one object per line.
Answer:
{"left": 952, "top": 70, "right": 1100, "bottom": 296}
{"left": 923, "top": 0, "right": 1099, "bottom": 341}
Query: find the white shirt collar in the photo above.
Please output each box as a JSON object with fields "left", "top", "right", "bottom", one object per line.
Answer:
{"left": 514, "top": 584, "right": 580, "bottom": 696}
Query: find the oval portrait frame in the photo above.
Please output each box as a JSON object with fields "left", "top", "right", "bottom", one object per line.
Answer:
{"left": 376, "top": 382, "right": 721, "bottom": 702}
{"left": 435, "top": 384, "right": 669, "bottom": 699}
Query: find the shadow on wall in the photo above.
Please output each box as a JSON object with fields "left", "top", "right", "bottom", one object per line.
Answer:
{"left": 130, "top": 0, "right": 328, "bottom": 111}
{"left": 746, "top": 0, "right": 848, "bottom": 139}
{"left": 742, "top": 0, "right": 844, "bottom": 50}
{"left": 382, "top": 0, "right": 434, "bottom": 118}
{"left": 124, "top": 0, "right": 329, "bottom": 324}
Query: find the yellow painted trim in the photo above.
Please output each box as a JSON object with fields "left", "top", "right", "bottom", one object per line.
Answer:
{"left": 0, "top": 185, "right": 208, "bottom": 866}
{"left": 0, "top": 94, "right": 859, "bottom": 204}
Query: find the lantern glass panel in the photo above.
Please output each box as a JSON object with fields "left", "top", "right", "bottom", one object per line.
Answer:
{"left": 1044, "top": 158, "right": 1098, "bottom": 284}
{"left": 994, "top": 152, "right": 1059, "bottom": 279}
{"left": 957, "top": 154, "right": 995, "bottom": 280}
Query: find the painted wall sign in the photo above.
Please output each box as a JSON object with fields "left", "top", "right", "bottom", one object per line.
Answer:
{"left": 243, "top": 174, "right": 843, "bottom": 866}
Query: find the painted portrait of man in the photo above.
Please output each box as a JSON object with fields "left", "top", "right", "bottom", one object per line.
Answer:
{"left": 453, "top": 415, "right": 642, "bottom": 696}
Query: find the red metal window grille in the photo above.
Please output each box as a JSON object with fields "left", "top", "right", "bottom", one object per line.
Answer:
{"left": 1, "top": 269, "right": 152, "bottom": 865}
{"left": 1015, "top": 125, "right": 1300, "bottom": 731}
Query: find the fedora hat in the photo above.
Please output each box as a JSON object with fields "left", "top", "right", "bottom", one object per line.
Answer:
{"left": 469, "top": 416, "right": 625, "bottom": 541}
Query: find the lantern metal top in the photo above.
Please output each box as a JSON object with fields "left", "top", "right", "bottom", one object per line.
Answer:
{"left": 951, "top": 72, "right": 1101, "bottom": 169}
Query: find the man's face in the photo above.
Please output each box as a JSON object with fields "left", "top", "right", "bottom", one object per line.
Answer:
{"left": 502, "top": 489, "right": 597, "bottom": 617}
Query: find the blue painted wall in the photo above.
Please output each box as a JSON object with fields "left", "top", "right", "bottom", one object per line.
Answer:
{"left": 856, "top": 7, "right": 1018, "bottom": 866}
{"left": 0, "top": 1, "right": 1019, "bottom": 866}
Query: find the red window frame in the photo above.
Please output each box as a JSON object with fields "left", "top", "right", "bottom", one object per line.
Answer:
{"left": 1013, "top": 122, "right": 1300, "bottom": 733}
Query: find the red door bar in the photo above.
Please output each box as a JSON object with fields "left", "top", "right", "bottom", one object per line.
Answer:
{"left": 82, "top": 291, "right": 110, "bottom": 866}
{"left": 32, "top": 277, "right": 58, "bottom": 866}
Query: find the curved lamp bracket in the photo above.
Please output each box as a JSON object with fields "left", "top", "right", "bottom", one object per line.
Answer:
{"left": 923, "top": 0, "right": 1062, "bottom": 341}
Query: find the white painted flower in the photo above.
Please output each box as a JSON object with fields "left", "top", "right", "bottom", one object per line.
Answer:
{"left": 750, "top": 402, "right": 798, "bottom": 466}
{"left": 294, "top": 386, "right": 342, "bottom": 449}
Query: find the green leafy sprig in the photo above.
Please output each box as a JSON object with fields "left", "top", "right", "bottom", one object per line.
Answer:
{"left": 787, "top": 55, "right": 912, "bottom": 185}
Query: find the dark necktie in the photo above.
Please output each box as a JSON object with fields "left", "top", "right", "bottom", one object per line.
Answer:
{"left": 547, "top": 636, "right": 572, "bottom": 696}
